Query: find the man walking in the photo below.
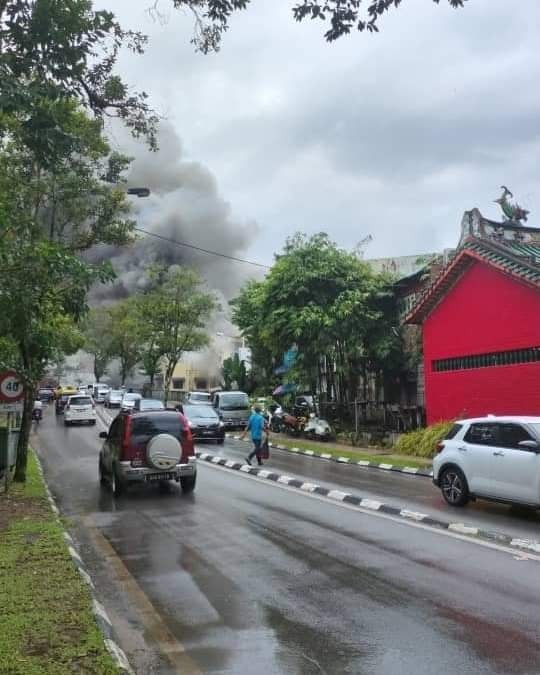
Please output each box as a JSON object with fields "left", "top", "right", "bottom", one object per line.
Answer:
{"left": 241, "top": 404, "right": 266, "bottom": 466}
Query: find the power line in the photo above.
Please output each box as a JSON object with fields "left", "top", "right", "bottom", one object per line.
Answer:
{"left": 133, "top": 226, "right": 271, "bottom": 270}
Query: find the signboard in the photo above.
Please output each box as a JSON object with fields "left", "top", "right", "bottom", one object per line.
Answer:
{"left": 0, "top": 402, "right": 23, "bottom": 413}
{"left": 0, "top": 371, "right": 24, "bottom": 403}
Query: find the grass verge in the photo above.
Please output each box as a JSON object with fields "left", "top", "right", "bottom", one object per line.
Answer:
{"left": 269, "top": 437, "right": 432, "bottom": 469}
{"left": 0, "top": 450, "right": 120, "bottom": 675}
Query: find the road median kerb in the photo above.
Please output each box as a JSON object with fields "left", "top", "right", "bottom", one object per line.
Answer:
{"left": 33, "top": 450, "right": 134, "bottom": 675}
{"left": 196, "top": 449, "right": 540, "bottom": 557}
{"left": 227, "top": 433, "right": 433, "bottom": 478}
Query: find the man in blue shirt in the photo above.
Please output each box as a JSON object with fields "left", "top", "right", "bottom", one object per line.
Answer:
{"left": 241, "top": 405, "right": 266, "bottom": 466}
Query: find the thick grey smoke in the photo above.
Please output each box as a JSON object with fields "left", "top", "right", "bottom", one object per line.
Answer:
{"left": 90, "top": 122, "right": 262, "bottom": 304}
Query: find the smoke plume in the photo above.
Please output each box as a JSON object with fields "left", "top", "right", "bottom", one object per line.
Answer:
{"left": 89, "top": 122, "right": 262, "bottom": 305}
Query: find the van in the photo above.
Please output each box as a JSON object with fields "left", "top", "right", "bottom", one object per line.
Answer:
{"left": 212, "top": 391, "right": 250, "bottom": 430}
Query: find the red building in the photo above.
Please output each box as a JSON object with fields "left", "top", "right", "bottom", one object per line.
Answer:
{"left": 406, "top": 208, "right": 540, "bottom": 424}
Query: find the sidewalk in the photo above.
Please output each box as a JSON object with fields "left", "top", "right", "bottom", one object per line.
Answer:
{"left": 0, "top": 451, "right": 120, "bottom": 675}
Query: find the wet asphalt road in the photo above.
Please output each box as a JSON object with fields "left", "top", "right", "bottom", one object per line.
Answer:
{"left": 34, "top": 406, "right": 540, "bottom": 675}
{"left": 217, "top": 437, "right": 540, "bottom": 542}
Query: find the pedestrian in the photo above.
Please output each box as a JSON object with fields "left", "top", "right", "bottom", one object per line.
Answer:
{"left": 241, "top": 404, "right": 266, "bottom": 466}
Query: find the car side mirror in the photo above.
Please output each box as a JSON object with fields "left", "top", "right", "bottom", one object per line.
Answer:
{"left": 518, "top": 439, "right": 540, "bottom": 452}
{"left": 99, "top": 431, "right": 108, "bottom": 439}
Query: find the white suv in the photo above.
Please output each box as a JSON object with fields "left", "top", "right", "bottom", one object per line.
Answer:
{"left": 433, "top": 416, "right": 540, "bottom": 508}
{"left": 64, "top": 394, "right": 97, "bottom": 427}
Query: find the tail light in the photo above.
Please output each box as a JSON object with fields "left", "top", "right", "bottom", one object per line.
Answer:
{"left": 120, "top": 416, "right": 134, "bottom": 461}
{"left": 181, "top": 414, "right": 195, "bottom": 461}
{"left": 435, "top": 441, "right": 445, "bottom": 454}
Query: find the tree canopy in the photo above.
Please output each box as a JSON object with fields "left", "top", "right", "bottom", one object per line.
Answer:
{"left": 165, "top": 0, "right": 468, "bottom": 52}
{"left": 232, "top": 233, "right": 404, "bottom": 404}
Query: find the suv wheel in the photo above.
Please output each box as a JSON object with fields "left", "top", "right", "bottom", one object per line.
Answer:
{"left": 180, "top": 474, "right": 196, "bottom": 493}
{"left": 110, "top": 466, "right": 124, "bottom": 497}
{"left": 98, "top": 457, "right": 107, "bottom": 486}
{"left": 440, "top": 466, "right": 469, "bottom": 507}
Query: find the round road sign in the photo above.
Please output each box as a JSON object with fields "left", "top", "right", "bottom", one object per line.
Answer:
{"left": 0, "top": 371, "right": 24, "bottom": 402}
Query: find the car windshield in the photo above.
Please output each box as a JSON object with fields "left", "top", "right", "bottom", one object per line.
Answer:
{"left": 69, "top": 396, "right": 92, "bottom": 406}
{"left": 219, "top": 393, "right": 249, "bottom": 410}
{"left": 109, "top": 390, "right": 122, "bottom": 397}
{"left": 123, "top": 393, "right": 141, "bottom": 401}
{"left": 183, "top": 405, "right": 218, "bottom": 419}
{"left": 190, "top": 393, "right": 211, "bottom": 403}
{"left": 139, "top": 399, "right": 164, "bottom": 410}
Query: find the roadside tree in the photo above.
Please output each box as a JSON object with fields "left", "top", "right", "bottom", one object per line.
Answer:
{"left": 84, "top": 307, "right": 114, "bottom": 383}
{"left": 107, "top": 298, "right": 142, "bottom": 386}
{"left": 137, "top": 267, "right": 216, "bottom": 405}
{"left": 232, "top": 233, "right": 404, "bottom": 406}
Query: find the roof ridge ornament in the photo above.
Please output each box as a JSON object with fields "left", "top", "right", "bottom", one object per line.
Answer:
{"left": 494, "top": 186, "right": 530, "bottom": 224}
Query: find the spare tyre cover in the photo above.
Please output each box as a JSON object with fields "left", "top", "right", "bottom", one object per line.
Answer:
{"left": 146, "top": 433, "right": 181, "bottom": 471}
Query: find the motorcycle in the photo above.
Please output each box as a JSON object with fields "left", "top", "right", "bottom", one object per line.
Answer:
{"left": 32, "top": 407, "right": 43, "bottom": 424}
{"left": 281, "top": 412, "right": 308, "bottom": 437}
{"left": 303, "top": 413, "right": 333, "bottom": 442}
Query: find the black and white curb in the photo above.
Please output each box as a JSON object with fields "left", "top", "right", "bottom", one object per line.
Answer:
{"left": 226, "top": 433, "right": 433, "bottom": 478}
{"left": 33, "top": 452, "right": 134, "bottom": 674}
{"left": 198, "top": 451, "right": 540, "bottom": 556}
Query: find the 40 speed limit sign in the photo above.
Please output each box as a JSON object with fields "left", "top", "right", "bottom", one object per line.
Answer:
{"left": 0, "top": 371, "right": 24, "bottom": 403}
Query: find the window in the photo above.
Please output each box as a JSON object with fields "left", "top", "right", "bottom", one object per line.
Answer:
{"left": 172, "top": 378, "right": 185, "bottom": 390}
{"left": 69, "top": 396, "right": 92, "bottom": 406}
{"left": 433, "top": 347, "right": 540, "bottom": 373}
{"left": 109, "top": 417, "right": 122, "bottom": 443}
{"left": 464, "top": 423, "right": 498, "bottom": 445}
{"left": 497, "top": 424, "right": 533, "bottom": 449}
{"left": 444, "top": 423, "right": 463, "bottom": 440}
{"left": 131, "top": 414, "right": 186, "bottom": 445}
{"left": 194, "top": 378, "right": 208, "bottom": 390}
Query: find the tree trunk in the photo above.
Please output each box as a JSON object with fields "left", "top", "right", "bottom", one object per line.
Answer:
{"left": 13, "top": 386, "right": 34, "bottom": 483}
{"left": 163, "top": 360, "right": 177, "bottom": 407}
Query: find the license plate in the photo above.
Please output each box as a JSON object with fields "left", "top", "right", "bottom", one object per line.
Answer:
{"left": 146, "top": 472, "right": 176, "bottom": 482}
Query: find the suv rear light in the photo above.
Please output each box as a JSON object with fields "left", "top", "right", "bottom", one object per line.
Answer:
{"left": 435, "top": 441, "right": 445, "bottom": 454}
{"left": 120, "top": 416, "right": 133, "bottom": 461}
{"left": 181, "top": 415, "right": 195, "bottom": 461}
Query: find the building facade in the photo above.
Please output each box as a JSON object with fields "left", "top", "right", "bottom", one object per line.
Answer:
{"left": 407, "top": 208, "right": 540, "bottom": 424}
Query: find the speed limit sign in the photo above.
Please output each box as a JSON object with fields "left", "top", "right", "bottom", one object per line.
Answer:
{"left": 0, "top": 371, "right": 24, "bottom": 402}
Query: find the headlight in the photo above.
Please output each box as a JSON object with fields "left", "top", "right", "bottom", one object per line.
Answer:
{"left": 219, "top": 421, "right": 224, "bottom": 428}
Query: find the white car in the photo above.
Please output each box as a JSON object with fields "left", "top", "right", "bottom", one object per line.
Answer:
{"left": 120, "top": 392, "right": 142, "bottom": 410}
{"left": 64, "top": 394, "right": 97, "bottom": 426}
{"left": 433, "top": 416, "right": 540, "bottom": 508}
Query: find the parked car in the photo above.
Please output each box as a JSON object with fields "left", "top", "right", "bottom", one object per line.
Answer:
{"left": 64, "top": 394, "right": 96, "bottom": 426}
{"left": 120, "top": 392, "right": 142, "bottom": 410}
{"left": 182, "top": 404, "right": 225, "bottom": 444}
{"left": 432, "top": 415, "right": 540, "bottom": 508}
{"left": 133, "top": 398, "right": 165, "bottom": 412}
{"left": 55, "top": 394, "right": 71, "bottom": 415}
{"left": 186, "top": 391, "right": 212, "bottom": 405}
{"left": 104, "top": 389, "right": 124, "bottom": 408}
{"left": 98, "top": 410, "right": 196, "bottom": 496}
{"left": 212, "top": 391, "right": 250, "bottom": 430}
{"left": 94, "top": 386, "right": 111, "bottom": 404}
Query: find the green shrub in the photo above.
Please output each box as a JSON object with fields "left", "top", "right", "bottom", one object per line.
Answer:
{"left": 394, "top": 421, "right": 455, "bottom": 458}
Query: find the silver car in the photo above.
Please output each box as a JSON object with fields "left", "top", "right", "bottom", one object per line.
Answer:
{"left": 104, "top": 389, "right": 124, "bottom": 408}
{"left": 121, "top": 392, "right": 142, "bottom": 410}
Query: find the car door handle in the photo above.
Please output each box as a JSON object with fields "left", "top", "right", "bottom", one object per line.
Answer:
{"left": 458, "top": 446, "right": 467, "bottom": 452}
{"left": 493, "top": 451, "right": 505, "bottom": 457}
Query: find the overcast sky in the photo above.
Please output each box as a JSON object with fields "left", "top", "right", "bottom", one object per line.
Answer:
{"left": 103, "top": 0, "right": 540, "bottom": 277}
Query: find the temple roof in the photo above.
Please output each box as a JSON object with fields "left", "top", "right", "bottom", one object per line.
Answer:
{"left": 405, "top": 217, "right": 540, "bottom": 325}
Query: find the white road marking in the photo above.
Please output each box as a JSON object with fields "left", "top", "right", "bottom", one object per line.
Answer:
{"left": 361, "top": 499, "right": 383, "bottom": 510}
{"left": 379, "top": 463, "right": 393, "bottom": 470}
{"left": 328, "top": 489, "right": 349, "bottom": 501}
{"left": 201, "top": 461, "right": 540, "bottom": 563}
{"left": 449, "top": 523, "right": 479, "bottom": 536}
{"left": 400, "top": 509, "right": 428, "bottom": 521}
